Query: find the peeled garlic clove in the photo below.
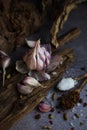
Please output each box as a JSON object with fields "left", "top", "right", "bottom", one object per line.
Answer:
{"left": 25, "top": 39, "right": 36, "bottom": 48}
{"left": 16, "top": 60, "right": 28, "bottom": 74}
{"left": 23, "top": 76, "right": 42, "bottom": 87}
{"left": 39, "top": 103, "right": 52, "bottom": 112}
{"left": 17, "top": 83, "right": 33, "bottom": 95}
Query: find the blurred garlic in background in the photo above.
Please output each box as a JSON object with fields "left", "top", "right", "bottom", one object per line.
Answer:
{"left": 0, "top": 50, "right": 11, "bottom": 86}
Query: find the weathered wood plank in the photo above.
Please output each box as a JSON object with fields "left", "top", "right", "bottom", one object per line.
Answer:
{"left": 0, "top": 48, "right": 74, "bottom": 130}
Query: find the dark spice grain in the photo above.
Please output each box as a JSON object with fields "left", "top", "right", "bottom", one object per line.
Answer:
{"left": 35, "top": 114, "right": 41, "bottom": 120}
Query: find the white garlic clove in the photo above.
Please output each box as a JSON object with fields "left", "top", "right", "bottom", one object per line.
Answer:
{"left": 25, "top": 39, "right": 36, "bottom": 48}
{"left": 16, "top": 60, "right": 28, "bottom": 74}
{"left": 23, "top": 76, "right": 42, "bottom": 87}
{"left": 17, "top": 83, "right": 33, "bottom": 95}
{"left": 39, "top": 103, "right": 52, "bottom": 112}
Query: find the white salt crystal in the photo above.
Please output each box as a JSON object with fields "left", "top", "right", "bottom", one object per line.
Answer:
{"left": 57, "top": 77, "right": 78, "bottom": 91}
{"left": 69, "top": 122, "right": 74, "bottom": 127}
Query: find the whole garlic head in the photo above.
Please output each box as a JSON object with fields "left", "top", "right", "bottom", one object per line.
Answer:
{"left": 23, "top": 39, "right": 51, "bottom": 71}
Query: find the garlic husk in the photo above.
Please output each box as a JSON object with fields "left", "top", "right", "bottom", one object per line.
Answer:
{"left": 16, "top": 60, "right": 28, "bottom": 74}
{"left": 23, "top": 76, "right": 42, "bottom": 87}
{"left": 23, "top": 47, "right": 37, "bottom": 70}
{"left": 39, "top": 103, "right": 52, "bottom": 112}
{"left": 17, "top": 83, "right": 33, "bottom": 95}
{"left": 25, "top": 38, "right": 36, "bottom": 48}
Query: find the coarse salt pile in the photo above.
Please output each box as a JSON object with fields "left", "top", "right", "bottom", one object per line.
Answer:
{"left": 57, "top": 78, "right": 78, "bottom": 91}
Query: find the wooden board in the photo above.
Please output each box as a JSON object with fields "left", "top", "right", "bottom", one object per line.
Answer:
{"left": 0, "top": 48, "right": 74, "bottom": 130}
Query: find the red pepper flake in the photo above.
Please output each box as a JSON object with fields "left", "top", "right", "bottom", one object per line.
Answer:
{"left": 83, "top": 102, "right": 87, "bottom": 107}
{"left": 71, "top": 127, "right": 75, "bottom": 130}
{"left": 49, "top": 120, "right": 53, "bottom": 125}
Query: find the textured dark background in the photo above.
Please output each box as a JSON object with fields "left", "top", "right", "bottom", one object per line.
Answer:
{"left": 10, "top": 2, "right": 87, "bottom": 130}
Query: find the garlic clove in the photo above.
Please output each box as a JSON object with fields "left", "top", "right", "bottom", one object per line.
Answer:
{"left": 23, "top": 47, "right": 37, "bottom": 70}
{"left": 2, "top": 56, "right": 11, "bottom": 69}
{"left": 28, "top": 71, "right": 49, "bottom": 82}
{"left": 39, "top": 103, "right": 52, "bottom": 112}
{"left": 16, "top": 60, "right": 28, "bottom": 74}
{"left": 25, "top": 38, "right": 36, "bottom": 48}
{"left": 17, "top": 83, "right": 33, "bottom": 95}
{"left": 38, "top": 48, "right": 45, "bottom": 62}
{"left": 23, "top": 76, "right": 42, "bottom": 87}
{"left": 0, "top": 50, "right": 11, "bottom": 87}
{"left": 40, "top": 71, "right": 51, "bottom": 80}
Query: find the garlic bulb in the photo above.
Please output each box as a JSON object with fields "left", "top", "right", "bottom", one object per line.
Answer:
{"left": 23, "top": 39, "right": 51, "bottom": 71}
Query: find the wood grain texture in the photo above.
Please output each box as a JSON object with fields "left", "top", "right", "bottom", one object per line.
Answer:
{"left": 0, "top": 48, "right": 74, "bottom": 130}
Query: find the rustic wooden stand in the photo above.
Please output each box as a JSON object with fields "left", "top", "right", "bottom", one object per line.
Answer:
{"left": 0, "top": 48, "right": 74, "bottom": 130}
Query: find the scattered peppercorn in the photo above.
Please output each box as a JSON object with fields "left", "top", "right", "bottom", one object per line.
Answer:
{"left": 80, "top": 122, "right": 84, "bottom": 126}
{"left": 52, "top": 92, "right": 57, "bottom": 101}
{"left": 49, "top": 120, "right": 53, "bottom": 125}
{"left": 35, "top": 114, "right": 41, "bottom": 120}
{"left": 6, "top": 74, "right": 11, "bottom": 79}
{"left": 83, "top": 102, "right": 87, "bottom": 107}
{"left": 63, "top": 113, "right": 68, "bottom": 120}
{"left": 79, "top": 98, "right": 83, "bottom": 103}
{"left": 48, "top": 114, "right": 54, "bottom": 119}
{"left": 80, "top": 67, "right": 86, "bottom": 71}
{"left": 50, "top": 107, "right": 55, "bottom": 112}
{"left": 74, "top": 113, "right": 79, "bottom": 118}
{"left": 71, "top": 127, "right": 75, "bottom": 130}
{"left": 42, "top": 125, "right": 52, "bottom": 130}
{"left": 57, "top": 111, "right": 61, "bottom": 114}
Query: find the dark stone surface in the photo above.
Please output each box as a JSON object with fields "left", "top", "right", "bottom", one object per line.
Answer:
{"left": 10, "top": 3, "right": 87, "bottom": 130}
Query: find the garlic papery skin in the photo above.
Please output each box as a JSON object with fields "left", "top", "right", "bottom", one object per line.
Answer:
{"left": 17, "top": 83, "right": 33, "bottom": 95}
{"left": 23, "top": 76, "right": 42, "bottom": 87}
{"left": 25, "top": 39, "right": 36, "bottom": 48}
{"left": 23, "top": 47, "right": 37, "bottom": 70}
{"left": 39, "top": 103, "right": 52, "bottom": 112}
